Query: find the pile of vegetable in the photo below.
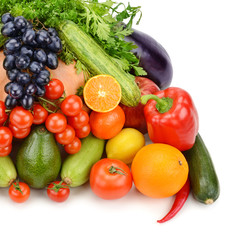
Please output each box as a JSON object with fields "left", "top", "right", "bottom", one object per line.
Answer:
{"left": 0, "top": 0, "right": 219, "bottom": 223}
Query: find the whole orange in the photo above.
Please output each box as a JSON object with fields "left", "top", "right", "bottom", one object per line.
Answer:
{"left": 89, "top": 105, "right": 125, "bottom": 139}
{"left": 131, "top": 143, "right": 189, "bottom": 198}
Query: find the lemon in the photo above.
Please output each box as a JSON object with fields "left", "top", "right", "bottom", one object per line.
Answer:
{"left": 106, "top": 128, "right": 145, "bottom": 164}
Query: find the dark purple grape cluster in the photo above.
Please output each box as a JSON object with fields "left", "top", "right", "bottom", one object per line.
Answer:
{"left": 1, "top": 13, "right": 62, "bottom": 110}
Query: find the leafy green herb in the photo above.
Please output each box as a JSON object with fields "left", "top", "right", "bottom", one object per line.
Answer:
{"left": 0, "top": 0, "right": 146, "bottom": 76}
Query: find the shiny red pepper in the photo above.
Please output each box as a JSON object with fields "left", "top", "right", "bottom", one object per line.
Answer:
{"left": 141, "top": 87, "right": 199, "bottom": 151}
{"left": 157, "top": 178, "right": 190, "bottom": 223}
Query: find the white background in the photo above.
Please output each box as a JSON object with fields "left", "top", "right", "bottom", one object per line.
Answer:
{"left": 1, "top": 0, "right": 239, "bottom": 239}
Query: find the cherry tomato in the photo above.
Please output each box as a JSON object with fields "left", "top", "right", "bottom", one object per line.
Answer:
{"left": 60, "top": 95, "right": 83, "bottom": 117}
{"left": 47, "top": 181, "right": 70, "bottom": 202}
{"left": 90, "top": 158, "right": 132, "bottom": 200}
{"left": 32, "top": 104, "right": 48, "bottom": 125}
{"left": 8, "top": 123, "right": 31, "bottom": 139}
{"left": 0, "top": 126, "right": 13, "bottom": 148}
{"left": 45, "top": 79, "right": 64, "bottom": 100}
{"left": 67, "top": 110, "right": 89, "bottom": 129}
{"left": 45, "top": 113, "right": 67, "bottom": 133}
{"left": 9, "top": 106, "right": 33, "bottom": 129}
{"left": 64, "top": 137, "right": 81, "bottom": 154}
{"left": 0, "top": 144, "right": 12, "bottom": 156}
{"left": 0, "top": 100, "right": 8, "bottom": 125}
{"left": 75, "top": 123, "right": 91, "bottom": 139}
{"left": 55, "top": 124, "right": 75, "bottom": 145}
{"left": 9, "top": 181, "right": 30, "bottom": 203}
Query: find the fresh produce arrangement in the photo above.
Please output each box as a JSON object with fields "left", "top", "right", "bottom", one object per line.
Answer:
{"left": 0, "top": 0, "right": 219, "bottom": 223}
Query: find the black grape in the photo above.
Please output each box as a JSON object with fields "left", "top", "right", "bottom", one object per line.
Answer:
{"left": 46, "top": 51, "right": 58, "bottom": 69}
{"left": 48, "top": 28, "right": 58, "bottom": 37}
{"left": 4, "top": 38, "right": 22, "bottom": 52}
{"left": 1, "top": 21, "right": 18, "bottom": 37}
{"left": 4, "top": 82, "right": 13, "bottom": 94}
{"left": 22, "top": 29, "right": 36, "bottom": 44}
{"left": 16, "top": 72, "right": 31, "bottom": 85}
{"left": 9, "top": 82, "right": 24, "bottom": 99}
{"left": 3, "top": 55, "right": 16, "bottom": 70}
{"left": 36, "top": 30, "right": 52, "bottom": 47}
{"left": 14, "top": 16, "right": 28, "bottom": 30}
{"left": 20, "top": 45, "right": 34, "bottom": 58}
{"left": 5, "top": 95, "right": 18, "bottom": 109}
{"left": 35, "top": 84, "right": 46, "bottom": 97}
{"left": 2, "top": 15, "right": 62, "bottom": 109}
{"left": 20, "top": 94, "right": 34, "bottom": 110}
{"left": 7, "top": 69, "right": 20, "bottom": 81}
{"left": 1, "top": 13, "right": 14, "bottom": 24}
{"left": 47, "top": 36, "right": 62, "bottom": 53}
{"left": 25, "top": 83, "right": 37, "bottom": 95}
{"left": 15, "top": 54, "right": 31, "bottom": 69}
{"left": 29, "top": 61, "right": 44, "bottom": 74}
{"left": 34, "top": 49, "right": 47, "bottom": 63}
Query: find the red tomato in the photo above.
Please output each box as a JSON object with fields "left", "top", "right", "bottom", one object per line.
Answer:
{"left": 75, "top": 123, "right": 91, "bottom": 139}
{"left": 9, "top": 106, "right": 33, "bottom": 129}
{"left": 9, "top": 181, "right": 30, "bottom": 203}
{"left": 8, "top": 123, "right": 31, "bottom": 139}
{"left": 60, "top": 95, "right": 83, "bottom": 117}
{"left": 55, "top": 125, "right": 75, "bottom": 145}
{"left": 90, "top": 158, "right": 132, "bottom": 200}
{"left": 67, "top": 110, "right": 89, "bottom": 129}
{"left": 45, "top": 113, "right": 67, "bottom": 133}
{"left": 0, "top": 144, "right": 12, "bottom": 156}
{"left": 47, "top": 181, "right": 70, "bottom": 202}
{"left": 32, "top": 104, "right": 48, "bottom": 125}
{"left": 64, "top": 137, "right": 81, "bottom": 154}
{"left": 0, "top": 101, "right": 8, "bottom": 125}
{"left": 45, "top": 79, "right": 64, "bottom": 100}
{"left": 0, "top": 126, "right": 12, "bottom": 148}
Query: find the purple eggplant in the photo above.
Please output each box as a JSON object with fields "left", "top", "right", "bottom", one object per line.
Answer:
{"left": 125, "top": 28, "right": 173, "bottom": 89}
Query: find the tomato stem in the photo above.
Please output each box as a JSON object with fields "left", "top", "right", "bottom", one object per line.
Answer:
{"left": 38, "top": 97, "right": 60, "bottom": 113}
{"left": 108, "top": 165, "right": 126, "bottom": 176}
{"left": 12, "top": 180, "right": 23, "bottom": 195}
{"left": 47, "top": 181, "right": 69, "bottom": 193}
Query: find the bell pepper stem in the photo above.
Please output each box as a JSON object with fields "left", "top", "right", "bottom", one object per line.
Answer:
{"left": 141, "top": 94, "right": 173, "bottom": 114}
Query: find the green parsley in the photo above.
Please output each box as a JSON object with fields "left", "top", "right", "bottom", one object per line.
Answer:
{"left": 0, "top": 0, "right": 146, "bottom": 76}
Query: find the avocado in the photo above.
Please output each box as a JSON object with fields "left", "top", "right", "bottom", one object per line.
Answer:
{"left": 16, "top": 125, "right": 61, "bottom": 189}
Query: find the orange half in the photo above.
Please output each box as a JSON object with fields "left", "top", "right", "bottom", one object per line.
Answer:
{"left": 83, "top": 75, "right": 122, "bottom": 113}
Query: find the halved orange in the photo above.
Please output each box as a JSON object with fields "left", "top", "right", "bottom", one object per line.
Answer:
{"left": 83, "top": 74, "right": 122, "bottom": 113}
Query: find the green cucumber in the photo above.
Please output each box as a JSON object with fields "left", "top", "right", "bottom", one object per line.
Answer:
{"left": 57, "top": 20, "right": 141, "bottom": 107}
{"left": 183, "top": 133, "right": 220, "bottom": 204}
{"left": 0, "top": 156, "right": 17, "bottom": 187}
{"left": 61, "top": 133, "right": 105, "bottom": 187}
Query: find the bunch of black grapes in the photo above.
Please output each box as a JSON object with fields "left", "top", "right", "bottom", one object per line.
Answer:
{"left": 1, "top": 13, "right": 62, "bottom": 110}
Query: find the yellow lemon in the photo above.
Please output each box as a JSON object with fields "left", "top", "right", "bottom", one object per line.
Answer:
{"left": 106, "top": 128, "right": 145, "bottom": 164}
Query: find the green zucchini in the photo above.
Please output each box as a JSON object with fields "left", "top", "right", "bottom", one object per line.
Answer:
{"left": 57, "top": 20, "right": 141, "bottom": 107}
{"left": 0, "top": 156, "right": 17, "bottom": 187}
{"left": 61, "top": 133, "right": 105, "bottom": 187}
{"left": 183, "top": 133, "right": 220, "bottom": 204}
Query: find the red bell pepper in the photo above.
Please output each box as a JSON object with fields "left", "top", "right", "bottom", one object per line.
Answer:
{"left": 141, "top": 87, "right": 199, "bottom": 151}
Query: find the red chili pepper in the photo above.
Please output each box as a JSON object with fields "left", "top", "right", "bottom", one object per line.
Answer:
{"left": 157, "top": 178, "right": 190, "bottom": 223}
{"left": 141, "top": 87, "right": 199, "bottom": 151}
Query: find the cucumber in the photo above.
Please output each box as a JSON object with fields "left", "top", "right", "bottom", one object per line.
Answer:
{"left": 57, "top": 20, "right": 141, "bottom": 107}
{"left": 61, "top": 133, "right": 105, "bottom": 187}
{"left": 0, "top": 156, "right": 17, "bottom": 187}
{"left": 183, "top": 133, "right": 220, "bottom": 204}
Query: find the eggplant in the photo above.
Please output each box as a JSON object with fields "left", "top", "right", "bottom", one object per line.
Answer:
{"left": 125, "top": 28, "right": 173, "bottom": 89}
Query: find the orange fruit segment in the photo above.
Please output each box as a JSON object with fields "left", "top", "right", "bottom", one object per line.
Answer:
{"left": 83, "top": 75, "right": 121, "bottom": 113}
